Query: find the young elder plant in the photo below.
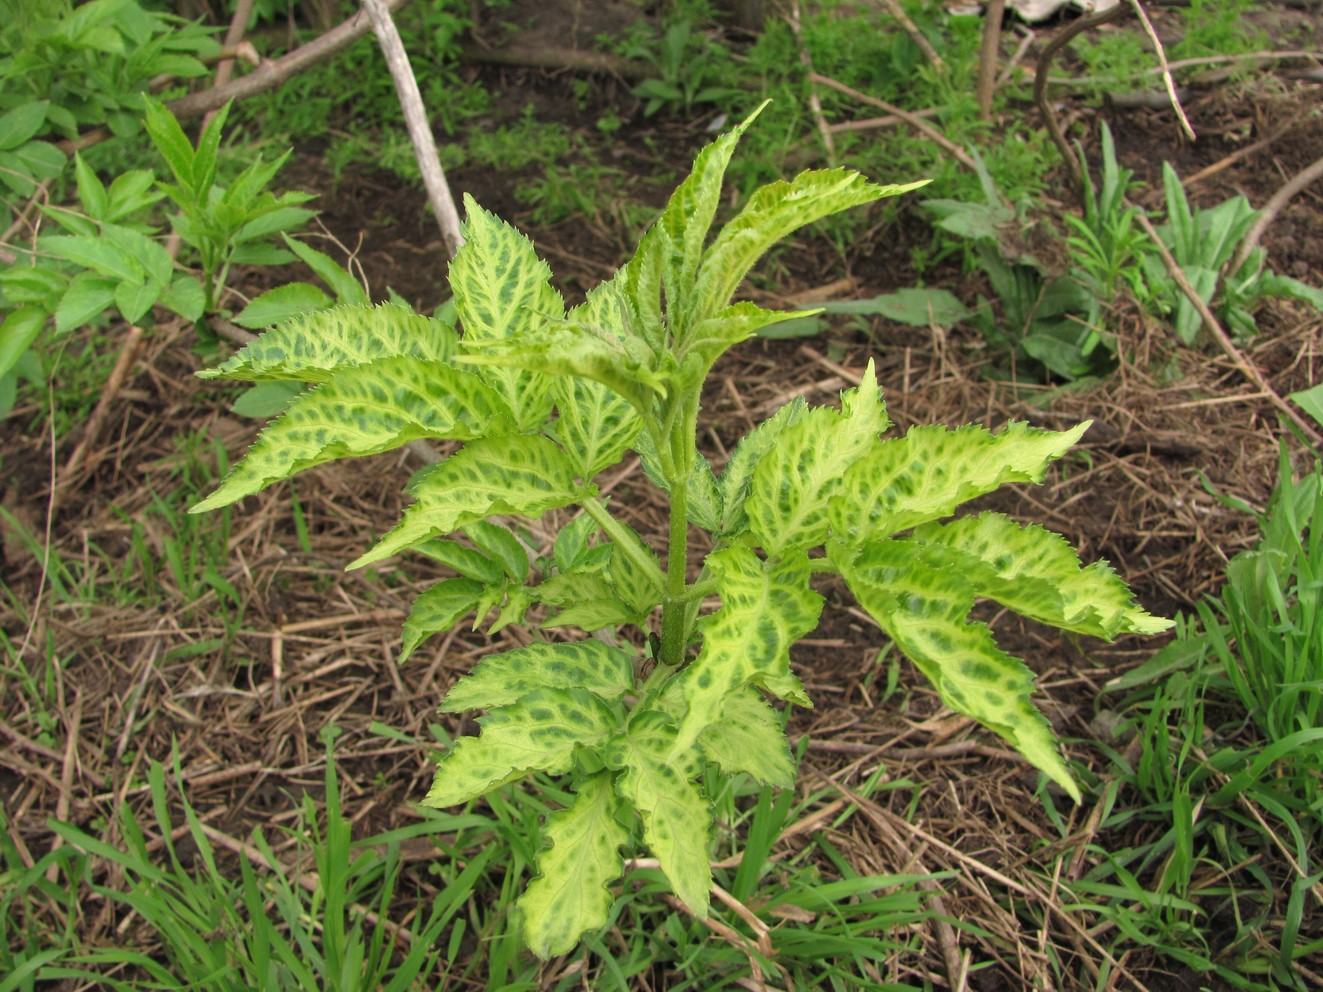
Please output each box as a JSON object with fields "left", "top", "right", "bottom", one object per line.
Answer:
{"left": 192, "top": 107, "right": 1171, "bottom": 957}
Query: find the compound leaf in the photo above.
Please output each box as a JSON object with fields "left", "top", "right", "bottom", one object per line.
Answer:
{"left": 451, "top": 195, "right": 561, "bottom": 428}
{"left": 423, "top": 688, "right": 618, "bottom": 808}
{"left": 609, "top": 712, "right": 711, "bottom": 914}
{"left": 696, "top": 172, "right": 923, "bottom": 320}
{"left": 835, "top": 539, "right": 1079, "bottom": 801}
{"left": 682, "top": 300, "right": 817, "bottom": 373}
{"left": 672, "top": 546, "right": 823, "bottom": 754}
{"left": 521, "top": 773, "right": 629, "bottom": 959}
{"left": 717, "top": 396, "right": 808, "bottom": 537}
{"left": 913, "top": 513, "right": 1171, "bottom": 638}
{"left": 554, "top": 373, "right": 643, "bottom": 480}
{"left": 746, "top": 361, "right": 889, "bottom": 554}
{"left": 198, "top": 303, "right": 453, "bottom": 381}
{"left": 830, "top": 420, "right": 1089, "bottom": 544}
{"left": 350, "top": 435, "right": 591, "bottom": 568}
{"left": 696, "top": 688, "right": 794, "bottom": 787}
{"left": 191, "top": 357, "right": 512, "bottom": 511}
{"left": 441, "top": 640, "right": 636, "bottom": 713}
{"left": 400, "top": 577, "right": 486, "bottom": 662}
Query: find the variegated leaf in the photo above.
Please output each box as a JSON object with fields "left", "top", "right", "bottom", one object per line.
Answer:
{"left": 717, "top": 397, "right": 808, "bottom": 537}
{"left": 415, "top": 539, "right": 506, "bottom": 584}
{"left": 521, "top": 773, "right": 629, "bottom": 959}
{"left": 399, "top": 576, "right": 486, "bottom": 662}
{"left": 349, "top": 435, "right": 591, "bottom": 568}
{"left": 461, "top": 318, "right": 667, "bottom": 419}
{"left": 554, "top": 372, "right": 643, "bottom": 479}
{"left": 608, "top": 711, "right": 711, "bottom": 914}
{"left": 672, "top": 545, "right": 823, "bottom": 754}
{"left": 834, "top": 539, "right": 1080, "bottom": 801}
{"left": 654, "top": 103, "right": 764, "bottom": 332}
{"left": 197, "top": 303, "right": 453, "bottom": 381}
{"left": 913, "top": 513, "right": 1172, "bottom": 638}
{"left": 695, "top": 172, "right": 924, "bottom": 322}
{"left": 535, "top": 570, "right": 633, "bottom": 630}
{"left": 697, "top": 687, "right": 795, "bottom": 787}
{"left": 450, "top": 195, "right": 561, "bottom": 428}
{"left": 829, "top": 420, "right": 1090, "bottom": 544}
{"left": 191, "top": 357, "right": 512, "bottom": 511}
{"left": 464, "top": 520, "right": 531, "bottom": 582}
{"left": 441, "top": 640, "right": 636, "bottom": 713}
{"left": 681, "top": 300, "right": 817, "bottom": 373}
{"left": 423, "top": 687, "right": 618, "bottom": 808}
{"left": 746, "top": 361, "right": 889, "bottom": 554}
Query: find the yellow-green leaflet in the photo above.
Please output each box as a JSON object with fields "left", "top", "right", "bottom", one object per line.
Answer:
{"left": 745, "top": 359, "right": 889, "bottom": 553}
{"left": 606, "top": 711, "right": 711, "bottom": 915}
{"left": 439, "top": 640, "right": 635, "bottom": 712}
{"left": 349, "top": 435, "right": 591, "bottom": 568}
{"left": 670, "top": 545, "right": 824, "bottom": 756}
{"left": 912, "top": 513, "right": 1172, "bottom": 639}
{"left": 833, "top": 538, "right": 1081, "bottom": 800}
{"left": 829, "top": 420, "right": 1090, "bottom": 543}
{"left": 450, "top": 195, "right": 560, "bottom": 430}
{"left": 423, "top": 687, "right": 617, "bottom": 808}
{"left": 520, "top": 773, "right": 629, "bottom": 959}
{"left": 196, "top": 302, "right": 453, "bottom": 381}
{"left": 191, "top": 357, "right": 512, "bottom": 512}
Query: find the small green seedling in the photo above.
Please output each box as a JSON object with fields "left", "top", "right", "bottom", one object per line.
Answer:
{"left": 193, "top": 106, "right": 1170, "bottom": 957}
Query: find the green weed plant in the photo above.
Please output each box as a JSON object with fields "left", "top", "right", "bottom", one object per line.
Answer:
{"left": 193, "top": 108, "right": 1169, "bottom": 957}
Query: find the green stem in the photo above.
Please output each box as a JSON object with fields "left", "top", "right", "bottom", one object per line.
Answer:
{"left": 659, "top": 479, "right": 689, "bottom": 667}
{"left": 579, "top": 497, "right": 665, "bottom": 593}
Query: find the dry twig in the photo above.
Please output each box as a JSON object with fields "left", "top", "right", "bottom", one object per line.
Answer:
{"left": 1137, "top": 213, "right": 1322, "bottom": 447}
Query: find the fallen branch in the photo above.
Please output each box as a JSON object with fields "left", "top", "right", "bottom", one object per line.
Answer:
{"left": 1125, "top": 0, "right": 1195, "bottom": 140}
{"left": 61, "top": 324, "right": 147, "bottom": 482}
{"left": 1033, "top": 2, "right": 1132, "bottom": 197}
{"left": 875, "top": 0, "right": 944, "bottom": 71}
{"left": 1230, "top": 152, "right": 1323, "bottom": 274}
{"left": 788, "top": 2, "right": 835, "bottom": 163}
{"left": 810, "top": 72, "right": 979, "bottom": 172}
{"left": 976, "top": 0, "right": 1007, "bottom": 121}
{"left": 362, "top": 0, "right": 463, "bottom": 258}
{"left": 1137, "top": 213, "right": 1323, "bottom": 447}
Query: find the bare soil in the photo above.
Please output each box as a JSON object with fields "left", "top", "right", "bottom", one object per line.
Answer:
{"left": 3, "top": 3, "right": 1322, "bottom": 989}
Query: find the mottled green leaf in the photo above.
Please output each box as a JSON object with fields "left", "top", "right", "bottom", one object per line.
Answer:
{"left": 423, "top": 688, "right": 618, "bottom": 808}
{"left": 191, "top": 357, "right": 512, "bottom": 511}
{"left": 450, "top": 195, "right": 560, "bottom": 427}
{"left": 834, "top": 539, "right": 1080, "bottom": 801}
{"left": 522, "top": 773, "right": 629, "bottom": 959}
{"left": 554, "top": 373, "right": 642, "bottom": 480}
{"left": 198, "top": 303, "right": 455, "bottom": 382}
{"left": 441, "top": 639, "right": 636, "bottom": 713}
{"left": 461, "top": 318, "right": 666, "bottom": 420}
{"left": 350, "top": 435, "right": 591, "bottom": 567}
{"left": 697, "top": 688, "right": 794, "bottom": 787}
{"left": 464, "top": 520, "right": 530, "bottom": 583}
{"left": 400, "top": 577, "right": 486, "bottom": 662}
{"left": 413, "top": 538, "right": 505, "bottom": 584}
{"left": 717, "top": 397, "right": 808, "bottom": 537}
{"left": 696, "top": 172, "right": 924, "bottom": 321}
{"left": 746, "top": 361, "right": 889, "bottom": 553}
{"left": 830, "top": 420, "right": 1089, "bottom": 544}
{"left": 655, "top": 103, "right": 764, "bottom": 332}
{"left": 672, "top": 546, "right": 823, "bottom": 754}
{"left": 681, "top": 300, "right": 817, "bottom": 372}
{"left": 608, "top": 712, "right": 711, "bottom": 914}
{"left": 913, "top": 513, "right": 1172, "bottom": 638}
